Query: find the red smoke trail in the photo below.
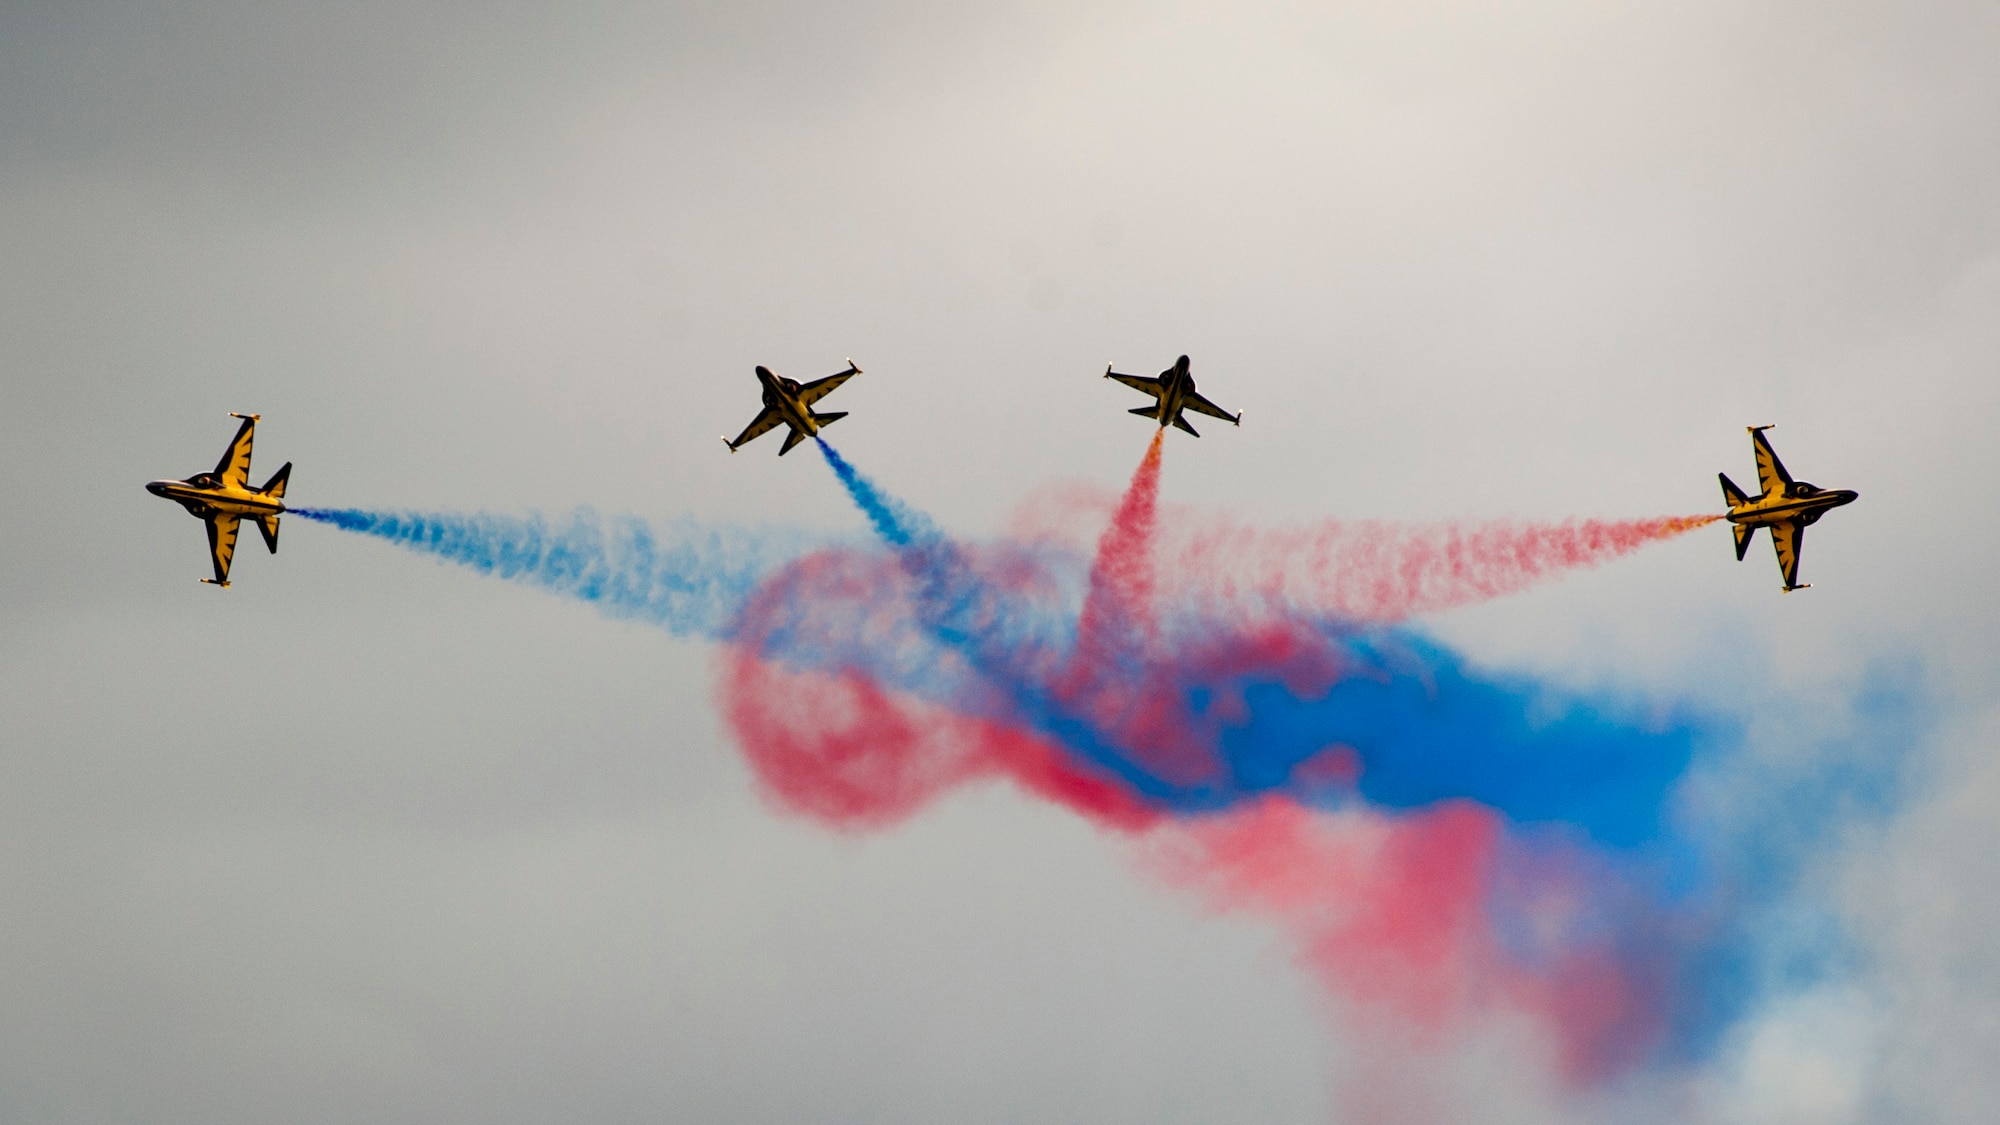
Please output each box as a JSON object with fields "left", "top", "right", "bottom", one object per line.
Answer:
{"left": 721, "top": 544, "right": 1162, "bottom": 833}
{"left": 1057, "top": 431, "right": 1167, "bottom": 754}
{"left": 1167, "top": 513, "right": 1720, "bottom": 622}
{"left": 1068, "top": 429, "right": 1163, "bottom": 677}
{"left": 1012, "top": 488, "right": 1720, "bottom": 623}
{"left": 722, "top": 646, "right": 1161, "bottom": 832}
{"left": 1144, "top": 800, "right": 1666, "bottom": 1086}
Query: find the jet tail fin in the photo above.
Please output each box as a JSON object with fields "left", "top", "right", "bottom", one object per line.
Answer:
{"left": 257, "top": 515, "right": 281, "bottom": 554}
{"left": 259, "top": 461, "right": 292, "bottom": 501}
{"left": 1732, "top": 521, "right": 1754, "bottom": 561}
{"left": 811, "top": 411, "right": 847, "bottom": 427}
{"left": 1719, "top": 471, "right": 1749, "bottom": 508}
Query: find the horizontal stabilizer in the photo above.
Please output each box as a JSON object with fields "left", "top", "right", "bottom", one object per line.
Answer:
{"left": 257, "top": 515, "right": 281, "bottom": 554}
{"left": 1128, "top": 406, "right": 1158, "bottom": 418}
{"left": 260, "top": 461, "right": 291, "bottom": 500}
{"left": 1733, "top": 521, "right": 1753, "bottom": 561}
{"left": 811, "top": 410, "right": 847, "bottom": 426}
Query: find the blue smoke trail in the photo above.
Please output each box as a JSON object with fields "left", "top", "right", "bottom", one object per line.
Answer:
{"left": 782, "top": 438, "right": 1920, "bottom": 1071}
{"left": 813, "top": 438, "right": 938, "bottom": 547}
{"left": 806, "top": 438, "right": 1701, "bottom": 839}
{"left": 291, "top": 506, "right": 828, "bottom": 639}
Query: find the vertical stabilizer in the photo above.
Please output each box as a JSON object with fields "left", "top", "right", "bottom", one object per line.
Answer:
{"left": 259, "top": 462, "right": 291, "bottom": 501}
{"left": 1718, "top": 472, "right": 1749, "bottom": 508}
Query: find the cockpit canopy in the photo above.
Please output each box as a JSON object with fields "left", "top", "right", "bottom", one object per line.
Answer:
{"left": 1794, "top": 482, "right": 1819, "bottom": 496}
{"left": 183, "top": 473, "right": 216, "bottom": 488}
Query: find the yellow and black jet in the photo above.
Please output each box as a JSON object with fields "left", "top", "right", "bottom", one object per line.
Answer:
{"left": 145, "top": 413, "right": 291, "bottom": 587}
{"left": 722, "top": 360, "right": 861, "bottom": 456}
{"left": 1719, "top": 426, "right": 1857, "bottom": 592}
{"left": 1105, "top": 354, "right": 1241, "bottom": 436}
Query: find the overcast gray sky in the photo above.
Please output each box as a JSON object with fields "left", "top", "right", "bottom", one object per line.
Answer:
{"left": 3, "top": 2, "right": 1997, "bottom": 1122}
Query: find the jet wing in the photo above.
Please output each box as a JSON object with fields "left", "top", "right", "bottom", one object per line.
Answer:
{"left": 1751, "top": 428, "right": 1793, "bottom": 498}
{"left": 213, "top": 416, "right": 256, "bottom": 489}
{"left": 206, "top": 514, "right": 240, "bottom": 585}
{"left": 797, "top": 365, "right": 858, "bottom": 407}
{"left": 728, "top": 406, "right": 785, "bottom": 450}
{"left": 779, "top": 428, "right": 808, "bottom": 456}
{"left": 1184, "top": 391, "right": 1239, "bottom": 423}
{"left": 1107, "top": 370, "right": 1165, "bottom": 398}
{"left": 1771, "top": 519, "right": 1804, "bottom": 589}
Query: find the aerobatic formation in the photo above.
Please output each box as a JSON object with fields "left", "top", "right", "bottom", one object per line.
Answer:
{"left": 152, "top": 354, "right": 1855, "bottom": 592}
{"left": 146, "top": 352, "right": 1888, "bottom": 1109}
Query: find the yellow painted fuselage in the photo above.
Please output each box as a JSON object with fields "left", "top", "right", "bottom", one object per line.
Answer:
{"left": 145, "top": 476, "right": 286, "bottom": 520}
{"left": 759, "top": 367, "right": 820, "bottom": 438}
{"left": 1143, "top": 362, "right": 1193, "bottom": 425}
{"left": 1723, "top": 489, "right": 1855, "bottom": 531}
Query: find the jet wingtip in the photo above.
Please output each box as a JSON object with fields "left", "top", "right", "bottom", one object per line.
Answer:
{"left": 720, "top": 436, "right": 737, "bottom": 453}
{"left": 1749, "top": 423, "right": 1774, "bottom": 434}
{"left": 229, "top": 412, "right": 261, "bottom": 422}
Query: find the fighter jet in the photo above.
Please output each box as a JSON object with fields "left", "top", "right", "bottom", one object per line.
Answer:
{"left": 722, "top": 360, "right": 861, "bottom": 456}
{"left": 1105, "top": 354, "right": 1240, "bottom": 436}
{"left": 1719, "top": 426, "right": 1857, "bottom": 592}
{"left": 145, "top": 414, "right": 291, "bottom": 587}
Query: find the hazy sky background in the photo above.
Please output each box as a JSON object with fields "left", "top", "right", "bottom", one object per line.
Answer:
{"left": 2, "top": 2, "right": 1996, "bottom": 1121}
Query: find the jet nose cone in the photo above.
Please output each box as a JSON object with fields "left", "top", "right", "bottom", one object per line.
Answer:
{"left": 145, "top": 480, "right": 169, "bottom": 496}
{"left": 1834, "top": 489, "right": 1859, "bottom": 506}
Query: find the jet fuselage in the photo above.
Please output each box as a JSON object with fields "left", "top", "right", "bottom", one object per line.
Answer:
{"left": 756, "top": 365, "right": 820, "bottom": 438}
{"left": 1723, "top": 484, "right": 1857, "bottom": 529}
{"left": 1142, "top": 355, "right": 1199, "bottom": 426}
{"left": 146, "top": 475, "right": 286, "bottom": 521}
